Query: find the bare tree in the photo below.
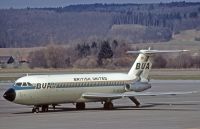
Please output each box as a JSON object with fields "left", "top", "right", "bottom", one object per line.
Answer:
{"left": 28, "top": 50, "right": 47, "bottom": 68}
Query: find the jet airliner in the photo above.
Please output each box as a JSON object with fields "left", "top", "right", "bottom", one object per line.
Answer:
{"left": 3, "top": 49, "right": 193, "bottom": 113}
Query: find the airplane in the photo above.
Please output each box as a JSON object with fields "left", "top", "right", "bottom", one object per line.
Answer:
{"left": 3, "top": 48, "right": 194, "bottom": 113}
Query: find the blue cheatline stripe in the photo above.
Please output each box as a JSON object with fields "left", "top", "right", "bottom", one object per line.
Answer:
{"left": 13, "top": 85, "right": 124, "bottom": 91}
{"left": 13, "top": 86, "right": 35, "bottom": 90}
{"left": 12, "top": 85, "right": 125, "bottom": 91}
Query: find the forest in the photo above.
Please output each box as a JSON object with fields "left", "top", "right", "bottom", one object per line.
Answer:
{"left": 0, "top": 2, "right": 200, "bottom": 47}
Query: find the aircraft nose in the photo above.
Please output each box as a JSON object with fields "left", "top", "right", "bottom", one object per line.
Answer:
{"left": 3, "top": 88, "right": 16, "bottom": 102}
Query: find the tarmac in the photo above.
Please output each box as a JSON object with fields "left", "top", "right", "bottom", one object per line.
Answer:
{"left": 0, "top": 80, "right": 200, "bottom": 129}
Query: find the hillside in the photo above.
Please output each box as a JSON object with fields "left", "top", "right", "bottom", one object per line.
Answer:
{"left": 0, "top": 2, "right": 200, "bottom": 47}
{"left": 108, "top": 24, "right": 171, "bottom": 43}
{"left": 132, "top": 29, "right": 200, "bottom": 52}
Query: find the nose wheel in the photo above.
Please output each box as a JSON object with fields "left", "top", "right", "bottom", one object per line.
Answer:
{"left": 32, "top": 106, "right": 39, "bottom": 113}
{"left": 32, "top": 105, "right": 49, "bottom": 113}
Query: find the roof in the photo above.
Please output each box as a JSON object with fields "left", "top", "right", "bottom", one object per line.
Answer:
{"left": 0, "top": 56, "right": 15, "bottom": 64}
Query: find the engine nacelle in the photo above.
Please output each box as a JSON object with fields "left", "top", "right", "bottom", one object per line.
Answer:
{"left": 125, "top": 82, "right": 151, "bottom": 92}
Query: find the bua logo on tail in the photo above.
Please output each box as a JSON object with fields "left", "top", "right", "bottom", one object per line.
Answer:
{"left": 136, "top": 63, "right": 150, "bottom": 70}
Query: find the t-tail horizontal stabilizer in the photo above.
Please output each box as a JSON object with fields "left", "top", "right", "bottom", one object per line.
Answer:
{"left": 127, "top": 49, "right": 189, "bottom": 55}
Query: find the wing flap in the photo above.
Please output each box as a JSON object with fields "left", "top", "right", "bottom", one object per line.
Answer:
{"left": 124, "top": 91, "right": 198, "bottom": 97}
{"left": 82, "top": 91, "right": 197, "bottom": 100}
{"left": 82, "top": 93, "right": 122, "bottom": 100}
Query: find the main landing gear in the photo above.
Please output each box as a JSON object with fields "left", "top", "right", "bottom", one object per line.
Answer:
{"left": 75, "top": 101, "right": 114, "bottom": 110}
{"left": 103, "top": 101, "right": 114, "bottom": 110}
{"left": 76, "top": 102, "right": 85, "bottom": 110}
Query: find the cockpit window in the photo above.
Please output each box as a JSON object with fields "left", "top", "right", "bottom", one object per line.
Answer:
{"left": 27, "top": 82, "right": 33, "bottom": 86}
{"left": 15, "top": 82, "right": 33, "bottom": 87}
{"left": 15, "top": 83, "right": 22, "bottom": 86}
{"left": 22, "top": 82, "right": 27, "bottom": 86}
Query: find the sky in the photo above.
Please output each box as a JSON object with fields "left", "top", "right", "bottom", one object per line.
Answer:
{"left": 0, "top": 0, "right": 199, "bottom": 9}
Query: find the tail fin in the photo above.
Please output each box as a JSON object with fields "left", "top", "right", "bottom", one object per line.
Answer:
{"left": 127, "top": 49, "right": 188, "bottom": 81}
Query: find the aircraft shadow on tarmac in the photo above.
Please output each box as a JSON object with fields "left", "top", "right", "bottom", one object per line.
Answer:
{"left": 13, "top": 103, "right": 200, "bottom": 114}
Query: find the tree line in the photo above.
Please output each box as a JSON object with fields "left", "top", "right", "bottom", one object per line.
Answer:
{"left": 28, "top": 40, "right": 132, "bottom": 68}
{"left": 28, "top": 40, "right": 200, "bottom": 69}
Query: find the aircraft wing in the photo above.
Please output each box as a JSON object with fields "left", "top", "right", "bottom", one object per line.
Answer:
{"left": 82, "top": 91, "right": 198, "bottom": 100}
{"left": 123, "top": 91, "right": 198, "bottom": 97}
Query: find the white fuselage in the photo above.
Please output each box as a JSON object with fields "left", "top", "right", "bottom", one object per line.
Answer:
{"left": 13, "top": 73, "right": 138, "bottom": 105}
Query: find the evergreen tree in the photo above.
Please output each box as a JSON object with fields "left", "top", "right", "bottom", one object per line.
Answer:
{"left": 97, "top": 41, "right": 113, "bottom": 66}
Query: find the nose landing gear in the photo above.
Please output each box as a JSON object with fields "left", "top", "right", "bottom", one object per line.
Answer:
{"left": 32, "top": 106, "right": 39, "bottom": 113}
{"left": 32, "top": 105, "right": 49, "bottom": 113}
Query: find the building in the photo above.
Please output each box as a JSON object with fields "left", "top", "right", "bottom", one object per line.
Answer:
{"left": 0, "top": 56, "right": 15, "bottom": 68}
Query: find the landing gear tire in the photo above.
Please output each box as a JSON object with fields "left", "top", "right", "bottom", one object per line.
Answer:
{"left": 41, "top": 105, "right": 49, "bottom": 112}
{"left": 103, "top": 102, "right": 114, "bottom": 110}
{"left": 52, "top": 104, "right": 56, "bottom": 110}
{"left": 32, "top": 105, "right": 49, "bottom": 113}
{"left": 32, "top": 106, "right": 39, "bottom": 113}
{"left": 35, "top": 108, "right": 39, "bottom": 113}
{"left": 32, "top": 108, "right": 36, "bottom": 113}
{"left": 76, "top": 102, "right": 85, "bottom": 110}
